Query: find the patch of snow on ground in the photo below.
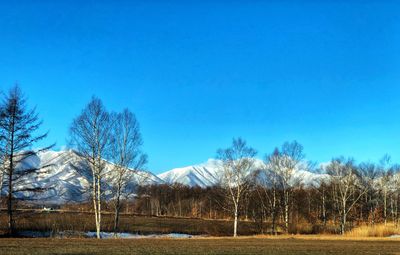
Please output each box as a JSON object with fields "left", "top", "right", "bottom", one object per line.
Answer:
{"left": 86, "top": 232, "right": 196, "bottom": 239}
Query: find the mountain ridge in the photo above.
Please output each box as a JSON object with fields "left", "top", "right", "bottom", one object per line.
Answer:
{"left": 2, "top": 150, "right": 163, "bottom": 204}
{"left": 1, "top": 150, "right": 327, "bottom": 204}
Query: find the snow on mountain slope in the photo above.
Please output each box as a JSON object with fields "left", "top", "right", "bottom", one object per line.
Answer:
{"left": 158, "top": 159, "right": 327, "bottom": 188}
{"left": 3, "top": 150, "right": 163, "bottom": 204}
{"left": 2, "top": 150, "right": 328, "bottom": 204}
{"left": 157, "top": 159, "right": 223, "bottom": 188}
{"left": 158, "top": 159, "right": 265, "bottom": 188}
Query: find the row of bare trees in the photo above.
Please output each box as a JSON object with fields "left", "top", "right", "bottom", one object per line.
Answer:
{"left": 0, "top": 86, "right": 147, "bottom": 237}
{"left": 69, "top": 96, "right": 147, "bottom": 238}
{"left": 131, "top": 138, "right": 400, "bottom": 237}
{"left": 216, "top": 138, "right": 400, "bottom": 236}
{"left": 215, "top": 139, "right": 316, "bottom": 236}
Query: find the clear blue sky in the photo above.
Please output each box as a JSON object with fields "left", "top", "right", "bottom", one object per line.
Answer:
{"left": 1, "top": 1, "right": 400, "bottom": 174}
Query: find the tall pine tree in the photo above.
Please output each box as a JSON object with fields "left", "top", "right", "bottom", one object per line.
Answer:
{"left": 0, "top": 85, "right": 51, "bottom": 235}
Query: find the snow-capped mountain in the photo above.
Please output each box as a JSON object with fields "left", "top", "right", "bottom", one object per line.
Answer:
{"left": 2, "top": 150, "right": 163, "bottom": 204}
{"left": 157, "top": 159, "right": 223, "bottom": 188}
{"left": 1, "top": 150, "right": 329, "bottom": 204}
{"left": 157, "top": 159, "right": 328, "bottom": 188}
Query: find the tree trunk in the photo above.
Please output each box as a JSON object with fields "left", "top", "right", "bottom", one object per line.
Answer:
{"left": 233, "top": 210, "right": 238, "bottom": 237}
{"left": 384, "top": 189, "right": 387, "bottom": 226}
{"left": 114, "top": 197, "right": 120, "bottom": 233}
{"left": 97, "top": 172, "right": 102, "bottom": 239}
{"left": 7, "top": 150, "right": 14, "bottom": 236}
{"left": 92, "top": 184, "right": 98, "bottom": 237}
{"left": 271, "top": 188, "right": 277, "bottom": 235}
{"left": 284, "top": 190, "right": 289, "bottom": 233}
{"left": 341, "top": 199, "right": 346, "bottom": 235}
{"left": 341, "top": 212, "right": 346, "bottom": 235}
{"left": 7, "top": 118, "right": 15, "bottom": 236}
{"left": 7, "top": 171, "right": 13, "bottom": 236}
{"left": 92, "top": 163, "right": 101, "bottom": 239}
{"left": 322, "top": 188, "right": 326, "bottom": 227}
{"left": 396, "top": 195, "right": 399, "bottom": 228}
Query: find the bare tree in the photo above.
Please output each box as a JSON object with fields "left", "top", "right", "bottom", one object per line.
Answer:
{"left": 318, "top": 181, "right": 328, "bottom": 227}
{"left": 378, "top": 155, "right": 394, "bottom": 226}
{"left": 389, "top": 165, "right": 400, "bottom": 227}
{"left": 310, "top": 164, "right": 330, "bottom": 228}
{"left": 69, "top": 96, "right": 112, "bottom": 239}
{"left": 109, "top": 109, "right": 147, "bottom": 232}
{"left": 359, "top": 161, "right": 380, "bottom": 225}
{"left": 0, "top": 85, "right": 51, "bottom": 236}
{"left": 217, "top": 137, "right": 257, "bottom": 237}
{"left": 326, "top": 157, "right": 368, "bottom": 234}
{"left": 255, "top": 148, "right": 281, "bottom": 235}
{"left": 273, "top": 141, "right": 305, "bottom": 233}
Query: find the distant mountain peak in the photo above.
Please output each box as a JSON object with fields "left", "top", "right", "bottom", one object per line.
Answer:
{"left": 157, "top": 158, "right": 328, "bottom": 188}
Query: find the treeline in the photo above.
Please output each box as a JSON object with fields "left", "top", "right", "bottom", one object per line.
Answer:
{"left": 1, "top": 85, "right": 400, "bottom": 238}
{"left": 116, "top": 140, "right": 400, "bottom": 237}
{"left": 212, "top": 139, "right": 400, "bottom": 236}
{"left": 131, "top": 165, "right": 400, "bottom": 236}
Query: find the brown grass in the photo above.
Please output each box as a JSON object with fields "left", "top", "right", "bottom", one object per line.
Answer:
{"left": 0, "top": 211, "right": 260, "bottom": 236}
{"left": 346, "top": 224, "right": 400, "bottom": 238}
{"left": 2, "top": 211, "right": 399, "bottom": 239}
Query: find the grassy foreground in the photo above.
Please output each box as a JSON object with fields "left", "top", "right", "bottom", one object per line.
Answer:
{"left": 1, "top": 237, "right": 400, "bottom": 255}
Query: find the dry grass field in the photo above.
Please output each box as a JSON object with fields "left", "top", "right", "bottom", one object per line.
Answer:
{"left": 2, "top": 211, "right": 400, "bottom": 255}
{"left": 2, "top": 210, "right": 400, "bottom": 237}
{"left": 0, "top": 210, "right": 260, "bottom": 236}
{"left": 1, "top": 237, "right": 400, "bottom": 255}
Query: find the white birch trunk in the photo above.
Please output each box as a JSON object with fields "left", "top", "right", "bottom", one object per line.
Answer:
{"left": 233, "top": 205, "right": 238, "bottom": 237}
